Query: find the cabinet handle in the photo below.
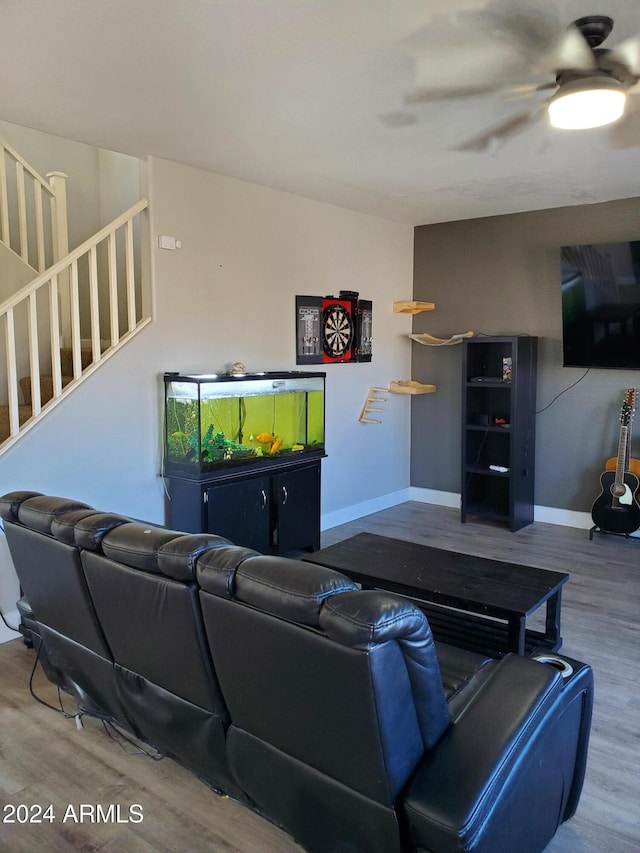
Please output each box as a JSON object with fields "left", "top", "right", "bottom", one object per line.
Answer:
{"left": 281, "top": 485, "right": 288, "bottom": 505}
{"left": 260, "top": 489, "right": 267, "bottom": 509}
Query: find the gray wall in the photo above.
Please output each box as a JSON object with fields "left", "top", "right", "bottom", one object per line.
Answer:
{"left": 412, "top": 197, "right": 640, "bottom": 513}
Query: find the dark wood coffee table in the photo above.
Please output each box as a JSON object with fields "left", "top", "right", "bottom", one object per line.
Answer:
{"left": 303, "top": 533, "right": 569, "bottom": 657}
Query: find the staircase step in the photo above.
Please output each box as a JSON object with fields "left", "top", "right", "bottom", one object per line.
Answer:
{"left": 19, "top": 375, "right": 73, "bottom": 406}
{"left": 60, "top": 348, "right": 93, "bottom": 377}
{"left": 0, "top": 405, "right": 33, "bottom": 445}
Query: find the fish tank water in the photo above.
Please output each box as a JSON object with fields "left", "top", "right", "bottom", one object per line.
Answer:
{"left": 164, "top": 371, "right": 325, "bottom": 476}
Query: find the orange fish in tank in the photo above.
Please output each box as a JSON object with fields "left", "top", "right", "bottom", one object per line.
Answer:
{"left": 270, "top": 439, "right": 282, "bottom": 454}
{"left": 256, "top": 432, "right": 275, "bottom": 444}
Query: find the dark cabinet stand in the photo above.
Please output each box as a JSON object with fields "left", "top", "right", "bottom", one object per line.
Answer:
{"left": 461, "top": 336, "right": 537, "bottom": 532}
{"left": 165, "top": 458, "right": 321, "bottom": 554}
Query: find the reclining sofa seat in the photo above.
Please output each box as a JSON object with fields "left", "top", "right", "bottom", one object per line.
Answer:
{"left": 0, "top": 491, "right": 133, "bottom": 724}
{"left": 0, "top": 490, "right": 254, "bottom": 798}
{"left": 78, "top": 518, "right": 257, "bottom": 798}
{"left": 0, "top": 491, "right": 594, "bottom": 853}
{"left": 197, "top": 550, "right": 594, "bottom": 853}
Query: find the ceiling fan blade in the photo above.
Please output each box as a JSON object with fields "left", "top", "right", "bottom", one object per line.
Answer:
{"left": 406, "top": 82, "right": 502, "bottom": 105}
{"left": 452, "top": 107, "right": 541, "bottom": 152}
{"left": 409, "top": 30, "right": 524, "bottom": 97}
{"left": 548, "top": 25, "right": 597, "bottom": 73}
{"left": 503, "top": 81, "right": 557, "bottom": 101}
{"left": 484, "top": 4, "right": 594, "bottom": 74}
{"left": 408, "top": 77, "right": 557, "bottom": 107}
{"left": 610, "top": 33, "right": 640, "bottom": 76}
{"left": 404, "top": 4, "right": 594, "bottom": 107}
{"left": 609, "top": 107, "right": 640, "bottom": 149}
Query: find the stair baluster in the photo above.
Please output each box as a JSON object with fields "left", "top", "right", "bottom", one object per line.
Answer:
{"left": 1, "top": 198, "right": 150, "bottom": 450}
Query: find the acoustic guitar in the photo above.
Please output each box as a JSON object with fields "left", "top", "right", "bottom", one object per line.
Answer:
{"left": 605, "top": 397, "right": 640, "bottom": 502}
{"left": 591, "top": 389, "right": 640, "bottom": 535}
{"left": 606, "top": 451, "right": 640, "bottom": 478}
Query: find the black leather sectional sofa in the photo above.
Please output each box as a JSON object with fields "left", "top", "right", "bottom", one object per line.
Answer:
{"left": 0, "top": 491, "right": 594, "bottom": 853}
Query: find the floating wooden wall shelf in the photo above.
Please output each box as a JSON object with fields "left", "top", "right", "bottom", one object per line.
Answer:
{"left": 359, "top": 381, "right": 436, "bottom": 423}
{"left": 393, "top": 301, "right": 435, "bottom": 314}
{"left": 389, "top": 380, "right": 436, "bottom": 395}
{"left": 409, "top": 331, "right": 474, "bottom": 347}
{"left": 377, "top": 301, "right": 465, "bottom": 423}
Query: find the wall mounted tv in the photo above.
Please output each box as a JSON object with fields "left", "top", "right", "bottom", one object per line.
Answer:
{"left": 561, "top": 240, "right": 640, "bottom": 370}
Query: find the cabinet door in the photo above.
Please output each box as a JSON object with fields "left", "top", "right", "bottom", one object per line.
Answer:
{"left": 206, "top": 476, "right": 271, "bottom": 552}
{"left": 166, "top": 477, "right": 207, "bottom": 533}
{"left": 273, "top": 463, "right": 321, "bottom": 553}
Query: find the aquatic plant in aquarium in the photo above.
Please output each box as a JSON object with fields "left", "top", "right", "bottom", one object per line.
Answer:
{"left": 164, "top": 371, "right": 325, "bottom": 476}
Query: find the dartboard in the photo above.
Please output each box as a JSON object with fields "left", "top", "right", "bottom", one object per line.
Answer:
{"left": 322, "top": 303, "right": 354, "bottom": 358}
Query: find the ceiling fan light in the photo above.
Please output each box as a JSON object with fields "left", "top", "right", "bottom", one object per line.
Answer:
{"left": 548, "top": 80, "right": 626, "bottom": 129}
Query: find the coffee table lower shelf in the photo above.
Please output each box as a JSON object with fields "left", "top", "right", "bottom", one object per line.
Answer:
{"left": 414, "top": 600, "right": 560, "bottom": 659}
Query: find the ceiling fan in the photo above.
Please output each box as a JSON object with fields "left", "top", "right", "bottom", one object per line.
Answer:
{"left": 403, "top": 9, "right": 640, "bottom": 151}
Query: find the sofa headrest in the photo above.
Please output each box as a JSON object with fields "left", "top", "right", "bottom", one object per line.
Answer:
{"left": 230, "top": 555, "right": 357, "bottom": 627}
{"left": 50, "top": 509, "right": 103, "bottom": 545}
{"left": 157, "top": 532, "right": 234, "bottom": 580}
{"left": 69, "top": 512, "right": 132, "bottom": 550}
{"left": 197, "top": 545, "right": 264, "bottom": 596}
{"left": 320, "top": 589, "right": 450, "bottom": 748}
{"left": 0, "top": 491, "right": 44, "bottom": 523}
{"left": 320, "top": 589, "right": 432, "bottom": 648}
{"left": 16, "top": 495, "right": 94, "bottom": 534}
{"left": 101, "top": 522, "right": 233, "bottom": 581}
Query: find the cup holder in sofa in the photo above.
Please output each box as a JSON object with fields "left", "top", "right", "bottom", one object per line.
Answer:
{"left": 532, "top": 653, "right": 574, "bottom": 679}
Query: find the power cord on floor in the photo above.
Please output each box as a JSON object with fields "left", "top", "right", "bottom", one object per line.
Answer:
{"left": 0, "top": 608, "right": 20, "bottom": 632}
{"left": 101, "top": 719, "right": 165, "bottom": 761}
{"left": 23, "top": 613, "right": 165, "bottom": 759}
{"left": 28, "top": 641, "right": 83, "bottom": 725}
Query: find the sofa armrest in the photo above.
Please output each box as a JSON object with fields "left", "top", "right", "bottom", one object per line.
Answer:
{"left": 402, "top": 654, "right": 593, "bottom": 853}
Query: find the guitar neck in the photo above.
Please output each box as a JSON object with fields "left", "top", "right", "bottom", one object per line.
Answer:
{"left": 615, "top": 425, "right": 629, "bottom": 488}
{"left": 625, "top": 401, "right": 633, "bottom": 472}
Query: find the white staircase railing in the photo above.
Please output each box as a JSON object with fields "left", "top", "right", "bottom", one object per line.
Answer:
{"left": 1, "top": 198, "right": 150, "bottom": 452}
{"left": 0, "top": 136, "right": 68, "bottom": 273}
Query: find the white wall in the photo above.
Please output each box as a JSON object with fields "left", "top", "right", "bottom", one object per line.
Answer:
{"left": 98, "top": 148, "right": 142, "bottom": 223}
{"left": 150, "top": 158, "right": 414, "bottom": 517}
{"left": 0, "top": 154, "right": 414, "bottom": 632}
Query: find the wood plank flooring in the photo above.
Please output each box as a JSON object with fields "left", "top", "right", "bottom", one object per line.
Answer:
{"left": 1, "top": 501, "right": 638, "bottom": 852}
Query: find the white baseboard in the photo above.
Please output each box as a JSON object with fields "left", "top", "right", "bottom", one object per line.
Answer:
{"left": 408, "top": 486, "right": 596, "bottom": 530}
{"left": 407, "top": 486, "right": 460, "bottom": 508}
{"left": 533, "top": 504, "right": 640, "bottom": 536}
{"left": 0, "top": 609, "right": 21, "bottom": 644}
{"left": 321, "top": 489, "right": 410, "bottom": 531}
{"left": 533, "top": 505, "right": 592, "bottom": 529}
{"left": 325, "top": 485, "right": 640, "bottom": 536}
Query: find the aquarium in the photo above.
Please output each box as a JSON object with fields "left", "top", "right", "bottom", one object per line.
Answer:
{"left": 164, "top": 371, "right": 325, "bottom": 476}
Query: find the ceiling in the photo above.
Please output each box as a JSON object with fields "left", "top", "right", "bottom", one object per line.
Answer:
{"left": 2, "top": 0, "right": 640, "bottom": 225}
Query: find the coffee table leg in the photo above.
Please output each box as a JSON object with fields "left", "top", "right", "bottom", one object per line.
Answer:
{"left": 508, "top": 616, "right": 526, "bottom": 655}
{"left": 545, "top": 590, "right": 562, "bottom": 650}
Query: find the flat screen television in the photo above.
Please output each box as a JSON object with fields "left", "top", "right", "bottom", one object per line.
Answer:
{"left": 561, "top": 240, "right": 640, "bottom": 369}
